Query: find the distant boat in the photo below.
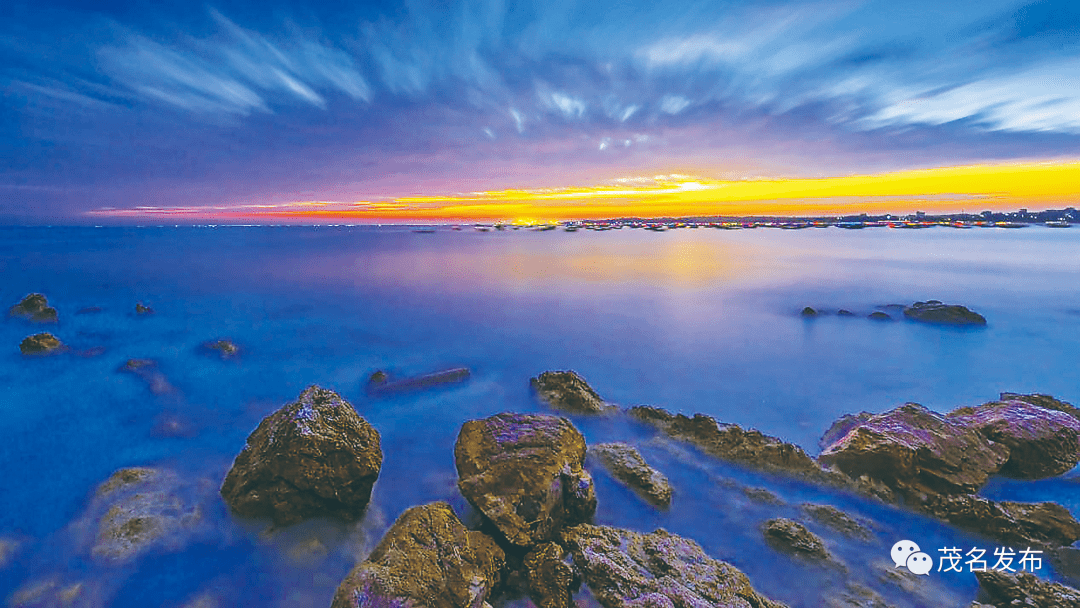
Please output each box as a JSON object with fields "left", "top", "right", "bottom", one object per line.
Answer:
{"left": 412, "top": 228, "right": 436, "bottom": 233}
{"left": 995, "top": 221, "right": 1027, "bottom": 228}
{"left": 951, "top": 222, "right": 973, "bottom": 229}
{"left": 835, "top": 222, "right": 866, "bottom": 229}
{"left": 564, "top": 226, "right": 578, "bottom": 232}
{"left": 474, "top": 225, "right": 491, "bottom": 232}
{"left": 1045, "top": 220, "right": 1071, "bottom": 228}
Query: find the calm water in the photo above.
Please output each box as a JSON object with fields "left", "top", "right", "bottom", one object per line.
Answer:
{"left": 2, "top": 225, "right": 1080, "bottom": 607}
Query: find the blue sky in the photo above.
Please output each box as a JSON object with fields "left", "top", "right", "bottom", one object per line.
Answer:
{"left": 3, "top": 0, "right": 1079, "bottom": 222}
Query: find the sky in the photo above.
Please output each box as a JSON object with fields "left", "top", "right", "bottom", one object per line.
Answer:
{"left": 3, "top": 0, "right": 1080, "bottom": 223}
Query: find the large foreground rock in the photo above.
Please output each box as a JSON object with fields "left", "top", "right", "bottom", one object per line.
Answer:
{"left": 589, "top": 442, "right": 672, "bottom": 507}
{"left": 949, "top": 399, "right": 1080, "bottom": 479}
{"left": 975, "top": 570, "right": 1080, "bottom": 607}
{"left": 818, "top": 403, "right": 1010, "bottom": 500}
{"left": 561, "top": 524, "right": 786, "bottom": 608}
{"left": 629, "top": 406, "right": 827, "bottom": 479}
{"left": 9, "top": 293, "right": 57, "bottom": 323}
{"left": 220, "top": 386, "right": 382, "bottom": 526}
{"left": 331, "top": 502, "right": 504, "bottom": 608}
{"left": 903, "top": 300, "right": 986, "bottom": 326}
{"left": 531, "top": 370, "right": 615, "bottom": 414}
{"left": 455, "top": 413, "right": 595, "bottom": 547}
{"left": 918, "top": 494, "right": 1080, "bottom": 548}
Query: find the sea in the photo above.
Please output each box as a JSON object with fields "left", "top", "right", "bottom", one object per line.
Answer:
{"left": 2, "top": 224, "right": 1079, "bottom": 607}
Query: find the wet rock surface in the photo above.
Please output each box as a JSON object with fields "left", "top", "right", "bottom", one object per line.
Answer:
{"left": 561, "top": 524, "right": 786, "bottom": 608}
{"left": 589, "top": 442, "right": 672, "bottom": 507}
{"left": 902, "top": 300, "right": 986, "bottom": 326}
{"left": 19, "top": 332, "right": 63, "bottom": 355}
{"left": 523, "top": 541, "right": 575, "bottom": 608}
{"left": 975, "top": 570, "right": 1080, "bottom": 608}
{"left": 9, "top": 293, "right": 58, "bottom": 323}
{"left": 801, "top": 504, "right": 874, "bottom": 542}
{"left": 629, "top": 406, "right": 830, "bottom": 481}
{"left": 220, "top": 385, "right": 382, "bottom": 526}
{"left": 331, "top": 502, "right": 504, "bottom": 608}
{"left": 949, "top": 399, "right": 1080, "bottom": 479}
{"left": 762, "top": 518, "right": 834, "bottom": 563}
{"left": 918, "top": 494, "right": 1080, "bottom": 548}
{"left": 530, "top": 370, "right": 615, "bottom": 414}
{"left": 818, "top": 403, "right": 1010, "bottom": 500}
{"left": 455, "top": 412, "right": 595, "bottom": 547}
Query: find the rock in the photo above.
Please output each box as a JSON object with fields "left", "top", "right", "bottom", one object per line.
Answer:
{"left": 818, "top": 403, "right": 1010, "bottom": 500}
{"left": 530, "top": 370, "right": 615, "bottom": 414}
{"left": 628, "top": 406, "right": 826, "bottom": 479}
{"left": 368, "top": 367, "right": 471, "bottom": 395}
{"left": 330, "top": 502, "right": 504, "bottom": 608}
{"left": 918, "top": 494, "right": 1080, "bottom": 548}
{"left": 801, "top": 504, "right": 873, "bottom": 541}
{"left": 220, "top": 385, "right": 382, "bottom": 526}
{"left": 837, "top": 309, "right": 855, "bottom": 317}
{"left": 949, "top": 400, "right": 1080, "bottom": 479}
{"left": 89, "top": 468, "right": 210, "bottom": 564}
{"left": 589, "top": 442, "right": 672, "bottom": 507}
{"left": 903, "top": 300, "right": 986, "bottom": 326}
{"left": 9, "top": 293, "right": 58, "bottom": 323}
{"left": 202, "top": 339, "right": 239, "bottom": 359}
{"left": 524, "top": 542, "right": 575, "bottom": 608}
{"left": 818, "top": 412, "right": 874, "bottom": 451}
{"left": 561, "top": 524, "right": 786, "bottom": 608}
{"left": 743, "top": 486, "right": 783, "bottom": 505}
{"left": 975, "top": 570, "right": 1080, "bottom": 608}
{"left": 762, "top": 518, "right": 833, "bottom": 562}
{"left": 19, "top": 332, "right": 63, "bottom": 355}
{"left": 801, "top": 307, "right": 818, "bottom": 317}
{"left": 1000, "top": 393, "right": 1080, "bottom": 422}
{"left": 867, "top": 312, "right": 892, "bottom": 321}
{"left": 135, "top": 302, "right": 153, "bottom": 315}
{"left": 455, "top": 412, "right": 595, "bottom": 547}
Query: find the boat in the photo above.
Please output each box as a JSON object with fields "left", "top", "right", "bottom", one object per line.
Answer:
{"left": 1045, "top": 220, "right": 1071, "bottom": 228}
{"left": 995, "top": 221, "right": 1027, "bottom": 228}
{"left": 835, "top": 222, "right": 866, "bottom": 229}
{"left": 412, "top": 228, "right": 436, "bottom": 234}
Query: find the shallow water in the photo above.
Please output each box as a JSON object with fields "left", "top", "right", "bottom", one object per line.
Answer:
{"left": 2, "top": 225, "right": 1079, "bottom": 606}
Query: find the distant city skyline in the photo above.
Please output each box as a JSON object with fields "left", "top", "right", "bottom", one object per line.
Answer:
{"left": 4, "top": 0, "right": 1080, "bottom": 223}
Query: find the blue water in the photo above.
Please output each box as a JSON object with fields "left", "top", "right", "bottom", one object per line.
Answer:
{"left": 2, "top": 225, "right": 1080, "bottom": 607}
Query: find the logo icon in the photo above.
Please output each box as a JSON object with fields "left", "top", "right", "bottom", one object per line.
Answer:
{"left": 906, "top": 551, "right": 933, "bottom": 575}
{"left": 891, "top": 540, "right": 921, "bottom": 568}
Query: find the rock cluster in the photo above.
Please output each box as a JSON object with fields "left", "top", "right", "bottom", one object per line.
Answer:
{"left": 588, "top": 442, "right": 672, "bottom": 507}
{"left": 530, "top": 370, "right": 615, "bottom": 414}
{"left": 331, "top": 502, "right": 504, "bottom": 608}
{"left": 220, "top": 386, "right": 382, "bottom": 526}
{"left": 455, "top": 412, "right": 595, "bottom": 547}
{"left": 9, "top": 293, "right": 57, "bottom": 322}
{"left": 819, "top": 396, "right": 1080, "bottom": 547}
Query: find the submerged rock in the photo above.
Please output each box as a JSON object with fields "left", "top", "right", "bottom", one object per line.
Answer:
{"left": 88, "top": 467, "right": 211, "bottom": 564}
{"left": 801, "top": 306, "right": 818, "bottom": 317}
{"left": 455, "top": 412, "right": 595, "bottom": 547}
{"left": 589, "top": 442, "right": 672, "bottom": 507}
{"left": 949, "top": 399, "right": 1080, "bottom": 479}
{"left": 836, "top": 309, "right": 855, "bottom": 317}
{"left": 331, "top": 502, "right": 504, "bottom": 608}
{"left": 903, "top": 300, "right": 986, "bottom": 326}
{"left": 19, "top": 332, "right": 63, "bottom": 355}
{"left": 9, "top": 293, "right": 58, "bottom": 323}
{"left": 367, "top": 367, "right": 471, "bottom": 395}
{"left": 117, "top": 358, "right": 175, "bottom": 395}
{"left": 628, "top": 406, "right": 827, "bottom": 479}
{"left": 201, "top": 339, "right": 240, "bottom": 359}
{"left": 801, "top": 504, "right": 874, "bottom": 542}
{"left": 818, "top": 403, "right": 1010, "bottom": 500}
{"left": 220, "top": 385, "right": 382, "bottom": 526}
{"left": 524, "top": 542, "right": 575, "bottom": 608}
{"left": 530, "top": 370, "right": 615, "bottom": 414}
{"left": 918, "top": 494, "right": 1080, "bottom": 548}
{"left": 560, "top": 524, "right": 786, "bottom": 608}
{"left": 975, "top": 570, "right": 1080, "bottom": 608}
{"left": 762, "top": 518, "right": 834, "bottom": 563}
{"left": 8, "top": 576, "right": 100, "bottom": 608}
{"left": 867, "top": 312, "right": 892, "bottom": 321}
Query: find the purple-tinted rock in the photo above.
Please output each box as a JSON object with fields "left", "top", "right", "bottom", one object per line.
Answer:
{"left": 818, "top": 412, "right": 874, "bottom": 451}
{"left": 331, "top": 502, "right": 504, "bottom": 608}
{"left": 949, "top": 400, "right": 1080, "bottom": 479}
{"left": 455, "top": 412, "right": 595, "bottom": 547}
{"left": 975, "top": 570, "right": 1080, "bottom": 607}
{"left": 220, "top": 386, "right": 382, "bottom": 526}
{"left": 560, "top": 524, "right": 786, "bottom": 608}
{"left": 1000, "top": 393, "right": 1080, "bottom": 422}
{"left": 531, "top": 370, "right": 615, "bottom": 414}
